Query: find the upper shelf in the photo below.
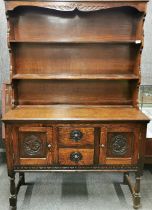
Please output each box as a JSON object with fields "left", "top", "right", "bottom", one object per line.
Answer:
{"left": 8, "top": 6, "right": 145, "bottom": 43}
{"left": 9, "top": 40, "right": 142, "bottom": 44}
{"left": 12, "top": 73, "right": 139, "bottom": 80}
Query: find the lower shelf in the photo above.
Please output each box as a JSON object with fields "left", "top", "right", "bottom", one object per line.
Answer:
{"left": 12, "top": 73, "right": 139, "bottom": 80}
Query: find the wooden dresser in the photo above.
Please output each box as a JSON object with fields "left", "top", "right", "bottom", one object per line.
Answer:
{"left": 2, "top": 0, "right": 150, "bottom": 209}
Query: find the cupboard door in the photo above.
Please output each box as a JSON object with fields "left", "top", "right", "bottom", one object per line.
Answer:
{"left": 99, "top": 125, "right": 139, "bottom": 165}
{"left": 13, "top": 126, "right": 53, "bottom": 165}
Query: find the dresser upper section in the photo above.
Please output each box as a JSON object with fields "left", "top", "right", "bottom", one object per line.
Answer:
{"left": 4, "top": 0, "right": 149, "bottom": 108}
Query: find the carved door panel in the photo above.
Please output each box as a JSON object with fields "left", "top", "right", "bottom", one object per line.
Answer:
{"left": 13, "top": 126, "right": 53, "bottom": 165}
{"left": 99, "top": 125, "right": 139, "bottom": 165}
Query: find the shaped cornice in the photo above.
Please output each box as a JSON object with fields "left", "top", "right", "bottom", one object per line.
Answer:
{"left": 5, "top": 1, "right": 147, "bottom": 13}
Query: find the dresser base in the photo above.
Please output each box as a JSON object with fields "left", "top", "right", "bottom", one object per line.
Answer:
{"left": 3, "top": 109, "right": 149, "bottom": 209}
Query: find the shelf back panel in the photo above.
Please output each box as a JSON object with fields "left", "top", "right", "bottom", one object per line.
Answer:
{"left": 15, "top": 80, "right": 135, "bottom": 105}
{"left": 10, "top": 6, "right": 143, "bottom": 41}
{"left": 13, "top": 43, "right": 139, "bottom": 75}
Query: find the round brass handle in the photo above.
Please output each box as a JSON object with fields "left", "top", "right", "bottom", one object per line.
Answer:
{"left": 70, "top": 152, "right": 83, "bottom": 162}
{"left": 100, "top": 144, "right": 105, "bottom": 148}
{"left": 70, "top": 130, "right": 83, "bottom": 142}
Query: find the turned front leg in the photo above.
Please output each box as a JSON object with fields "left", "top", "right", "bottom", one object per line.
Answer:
{"left": 9, "top": 174, "right": 17, "bottom": 210}
{"left": 133, "top": 176, "right": 141, "bottom": 209}
{"left": 122, "top": 172, "right": 142, "bottom": 209}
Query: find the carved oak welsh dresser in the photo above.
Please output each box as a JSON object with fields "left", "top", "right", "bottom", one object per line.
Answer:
{"left": 2, "top": 0, "right": 150, "bottom": 209}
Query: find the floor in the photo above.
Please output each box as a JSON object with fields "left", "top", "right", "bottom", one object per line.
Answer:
{"left": 0, "top": 163, "right": 152, "bottom": 210}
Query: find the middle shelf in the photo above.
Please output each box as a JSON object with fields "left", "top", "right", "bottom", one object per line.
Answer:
{"left": 10, "top": 42, "right": 141, "bottom": 77}
{"left": 9, "top": 40, "right": 142, "bottom": 44}
{"left": 12, "top": 73, "right": 139, "bottom": 80}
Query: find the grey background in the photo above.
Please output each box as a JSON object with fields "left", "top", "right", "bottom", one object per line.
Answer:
{"left": 0, "top": 0, "right": 152, "bottom": 142}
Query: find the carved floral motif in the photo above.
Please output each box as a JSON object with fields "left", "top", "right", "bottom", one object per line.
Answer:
{"left": 23, "top": 135, "right": 41, "bottom": 156}
{"left": 110, "top": 134, "right": 128, "bottom": 156}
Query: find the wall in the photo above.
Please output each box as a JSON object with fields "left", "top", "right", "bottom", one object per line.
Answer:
{"left": 142, "top": 0, "right": 152, "bottom": 85}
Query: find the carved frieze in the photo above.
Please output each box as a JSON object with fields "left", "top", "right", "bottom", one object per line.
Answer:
{"left": 5, "top": 2, "right": 147, "bottom": 13}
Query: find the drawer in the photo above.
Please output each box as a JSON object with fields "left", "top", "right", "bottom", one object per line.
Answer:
{"left": 58, "top": 127, "right": 94, "bottom": 146}
{"left": 59, "top": 148, "right": 94, "bottom": 165}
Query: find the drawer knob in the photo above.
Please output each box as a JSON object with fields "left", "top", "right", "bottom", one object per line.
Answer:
{"left": 70, "top": 152, "right": 83, "bottom": 162}
{"left": 70, "top": 130, "right": 83, "bottom": 142}
{"left": 48, "top": 144, "right": 52, "bottom": 150}
{"left": 100, "top": 144, "right": 105, "bottom": 148}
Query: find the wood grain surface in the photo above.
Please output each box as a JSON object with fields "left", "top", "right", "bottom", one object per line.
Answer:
{"left": 58, "top": 127, "right": 94, "bottom": 146}
{"left": 3, "top": 106, "right": 149, "bottom": 122}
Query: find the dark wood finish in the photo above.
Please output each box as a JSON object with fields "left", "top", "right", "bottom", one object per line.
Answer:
{"left": 12, "top": 43, "right": 140, "bottom": 76}
{"left": 9, "top": 174, "right": 17, "bottom": 210}
{"left": 15, "top": 80, "right": 135, "bottom": 105}
{"left": 9, "top": 7, "right": 144, "bottom": 42}
{"left": 2, "top": 0, "right": 150, "bottom": 209}
{"left": 1, "top": 82, "right": 12, "bottom": 140}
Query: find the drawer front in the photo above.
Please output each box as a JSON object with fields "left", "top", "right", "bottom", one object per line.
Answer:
{"left": 58, "top": 127, "right": 94, "bottom": 146}
{"left": 99, "top": 125, "right": 139, "bottom": 165}
{"left": 59, "top": 148, "right": 94, "bottom": 165}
